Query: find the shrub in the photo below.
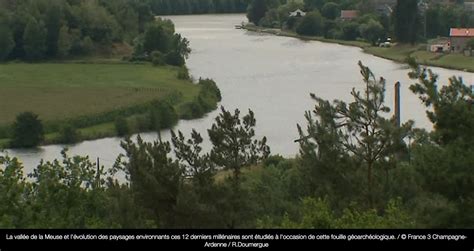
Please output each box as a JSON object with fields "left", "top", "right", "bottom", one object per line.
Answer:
{"left": 177, "top": 66, "right": 190, "bottom": 80}
{"left": 342, "top": 22, "right": 360, "bottom": 41}
{"left": 165, "top": 51, "right": 185, "bottom": 66}
{"left": 115, "top": 117, "right": 130, "bottom": 136}
{"left": 59, "top": 124, "right": 80, "bottom": 144}
{"left": 11, "top": 112, "right": 44, "bottom": 148}
{"left": 296, "top": 11, "right": 323, "bottom": 36}
{"left": 151, "top": 51, "right": 165, "bottom": 66}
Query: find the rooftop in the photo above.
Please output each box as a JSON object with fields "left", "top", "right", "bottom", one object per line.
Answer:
{"left": 450, "top": 28, "right": 474, "bottom": 37}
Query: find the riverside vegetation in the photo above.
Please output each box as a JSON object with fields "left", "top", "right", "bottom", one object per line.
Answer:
{"left": 245, "top": 0, "right": 474, "bottom": 72}
{"left": 0, "top": 0, "right": 223, "bottom": 148}
{"left": 0, "top": 61, "right": 472, "bottom": 229}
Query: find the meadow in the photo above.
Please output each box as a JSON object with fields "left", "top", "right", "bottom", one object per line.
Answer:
{"left": 0, "top": 63, "right": 203, "bottom": 146}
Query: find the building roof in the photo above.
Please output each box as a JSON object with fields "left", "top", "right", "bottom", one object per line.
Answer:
{"left": 340, "top": 10, "right": 358, "bottom": 20}
{"left": 289, "top": 9, "right": 306, "bottom": 17}
{"left": 450, "top": 28, "right": 474, "bottom": 37}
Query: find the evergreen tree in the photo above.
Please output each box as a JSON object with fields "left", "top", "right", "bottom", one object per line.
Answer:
{"left": 394, "top": 0, "right": 420, "bottom": 44}
{"left": 11, "top": 112, "right": 44, "bottom": 148}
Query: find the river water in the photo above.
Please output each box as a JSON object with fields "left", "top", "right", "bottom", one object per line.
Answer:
{"left": 5, "top": 14, "right": 474, "bottom": 174}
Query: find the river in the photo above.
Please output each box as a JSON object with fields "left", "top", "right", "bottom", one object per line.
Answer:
{"left": 5, "top": 14, "right": 474, "bottom": 174}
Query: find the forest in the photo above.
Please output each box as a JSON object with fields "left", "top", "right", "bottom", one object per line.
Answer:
{"left": 1, "top": 61, "right": 472, "bottom": 228}
{"left": 0, "top": 0, "right": 248, "bottom": 62}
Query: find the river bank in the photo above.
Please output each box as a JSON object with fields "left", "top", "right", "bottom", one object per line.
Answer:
{"left": 244, "top": 25, "right": 474, "bottom": 73}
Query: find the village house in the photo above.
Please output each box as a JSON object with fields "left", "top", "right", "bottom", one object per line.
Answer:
{"left": 449, "top": 28, "right": 474, "bottom": 52}
{"left": 289, "top": 9, "right": 306, "bottom": 17}
{"left": 427, "top": 37, "right": 450, "bottom": 53}
{"left": 340, "top": 10, "right": 358, "bottom": 21}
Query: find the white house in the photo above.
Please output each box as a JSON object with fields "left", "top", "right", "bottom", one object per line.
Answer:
{"left": 289, "top": 9, "right": 306, "bottom": 17}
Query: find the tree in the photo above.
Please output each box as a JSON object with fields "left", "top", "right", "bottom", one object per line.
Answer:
{"left": 143, "top": 21, "right": 172, "bottom": 54}
{"left": 467, "top": 38, "right": 474, "bottom": 50}
{"left": 23, "top": 18, "right": 47, "bottom": 60}
{"left": 247, "top": 0, "right": 268, "bottom": 25}
{"left": 208, "top": 107, "right": 270, "bottom": 181}
{"left": 408, "top": 59, "right": 474, "bottom": 146}
{"left": 57, "top": 25, "right": 72, "bottom": 58}
{"left": 298, "top": 62, "right": 412, "bottom": 207}
{"left": 44, "top": 3, "right": 62, "bottom": 57}
{"left": 321, "top": 2, "right": 341, "bottom": 20}
{"left": 341, "top": 21, "right": 360, "bottom": 41}
{"left": 359, "top": 19, "right": 385, "bottom": 45}
{"left": 394, "top": 0, "right": 420, "bottom": 44}
{"left": 117, "top": 136, "right": 185, "bottom": 227}
{"left": 0, "top": 24, "right": 14, "bottom": 61}
{"left": 11, "top": 112, "right": 44, "bottom": 148}
{"left": 208, "top": 107, "right": 270, "bottom": 228}
{"left": 296, "top": 11, "right": 324, "bottom": 36}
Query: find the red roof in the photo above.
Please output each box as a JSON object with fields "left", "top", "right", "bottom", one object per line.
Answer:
{"left": 340, "top": 10, "right": 358, "bottom": 19}
{"left": 450, "top": 28, "right": 474, "bottom": 37}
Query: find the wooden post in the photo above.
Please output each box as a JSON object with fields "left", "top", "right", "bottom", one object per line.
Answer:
{"left": 96, "top": 157, "right": 100, "bottom": 188}
{"left": 395, "top": 82, "right": 401, "bottom": 128}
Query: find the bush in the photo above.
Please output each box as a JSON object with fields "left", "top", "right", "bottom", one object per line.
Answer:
{"left": 165, "top": 51, "right": 185, "bottom": 66}
{"left": 11, "top": 112, "right": 44, "bottom": 148}
{"left": 115, "top": 117, "right": 130, "bottom": 136}
{"left": 341, "top": 22, "right": 360, "bottom": 41}
{"left": 359, "top": 19, "right": 384, "bottom": 45}
{"left": 296, "top": 11, "right": 323, "bottom": 36}
{"left": 59, "top": 124, "right": 80, "bottom": 144}
{"left": 177, "top": 66, "right": 190, "bottom": 80}
{"left": 151, "top": 51, "right": 165, "bottom": 66}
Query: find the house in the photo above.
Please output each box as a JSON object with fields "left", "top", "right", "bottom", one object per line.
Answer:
{"left": 427, "top": 37, "right": 450, "bottom": 53}
{"left": 340, "top": 10, "right": 358, "bottom": 21}
{"left": 449, "top": 28, "right": 474, "bottom": 52}
{"left": 289, "top": 9, "right": 306, "bottom": 17}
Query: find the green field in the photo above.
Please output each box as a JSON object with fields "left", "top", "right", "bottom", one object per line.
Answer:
{"left": 0, "top": 63, "right": 199, "bottom": 125}
{"left": 0, "top": 63, "right": 203, "bottom": 146}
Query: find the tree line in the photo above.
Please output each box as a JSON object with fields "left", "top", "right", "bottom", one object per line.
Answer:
{"left": 247, "top": 0, "right": 474, "bottom": 45}
{"left": 1, "top": 61, "right": 472, "bottom": 228}
{"left": 0, "top": 0, "right": 196, "bottom": 62}
{"left": 146, "top": 0, "right": 251, "bottom": 15}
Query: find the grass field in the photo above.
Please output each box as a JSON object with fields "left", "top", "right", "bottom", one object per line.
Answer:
{"left": 0, "top": 63, "right": 199, "bottom": 125}
{"left": 0, "top": 62, "right": 203, "bottom": 147}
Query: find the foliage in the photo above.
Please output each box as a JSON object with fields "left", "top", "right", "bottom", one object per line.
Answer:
{"left": 115, "top": 117, "right": 130, "bottom": 137}
{"left": 467, "top": 38, "right": 474, "bottom": 50}
{"left": 394, "top": 0, "right": 420, "bottom": 44}
{"left": 257, "top": 198, "right": 415, "bottom": 229}
{"left": 11, "top": 112, "right": 44, "bottom": 148}
{"left": 341, "top": 21, "right": 360, "bottom": 41}
{"left": 208, "top": 107, "right": 270, "bottom": 180}
{"left": 58, "top": 123, "right": 80, "bottom": 144}
{"left": 321, "top": 2, "right": 341, "bottom": 20}
{"left": 359, "top": 19, "right": 384, "bottom": 45}
{"left": 247, "top": 0, "right": 269, "bottom": 25}
{"left": 0, "top": 24, "right": 14, "bottom": 61}
{"left": 296, "top": 11, "right": 324, "bottom": 36}
{"left": 23, "top": 18, "right": 47, "bottom": 60}
{"left": 297, "top": 61, "right": 412, "bottom": 208}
